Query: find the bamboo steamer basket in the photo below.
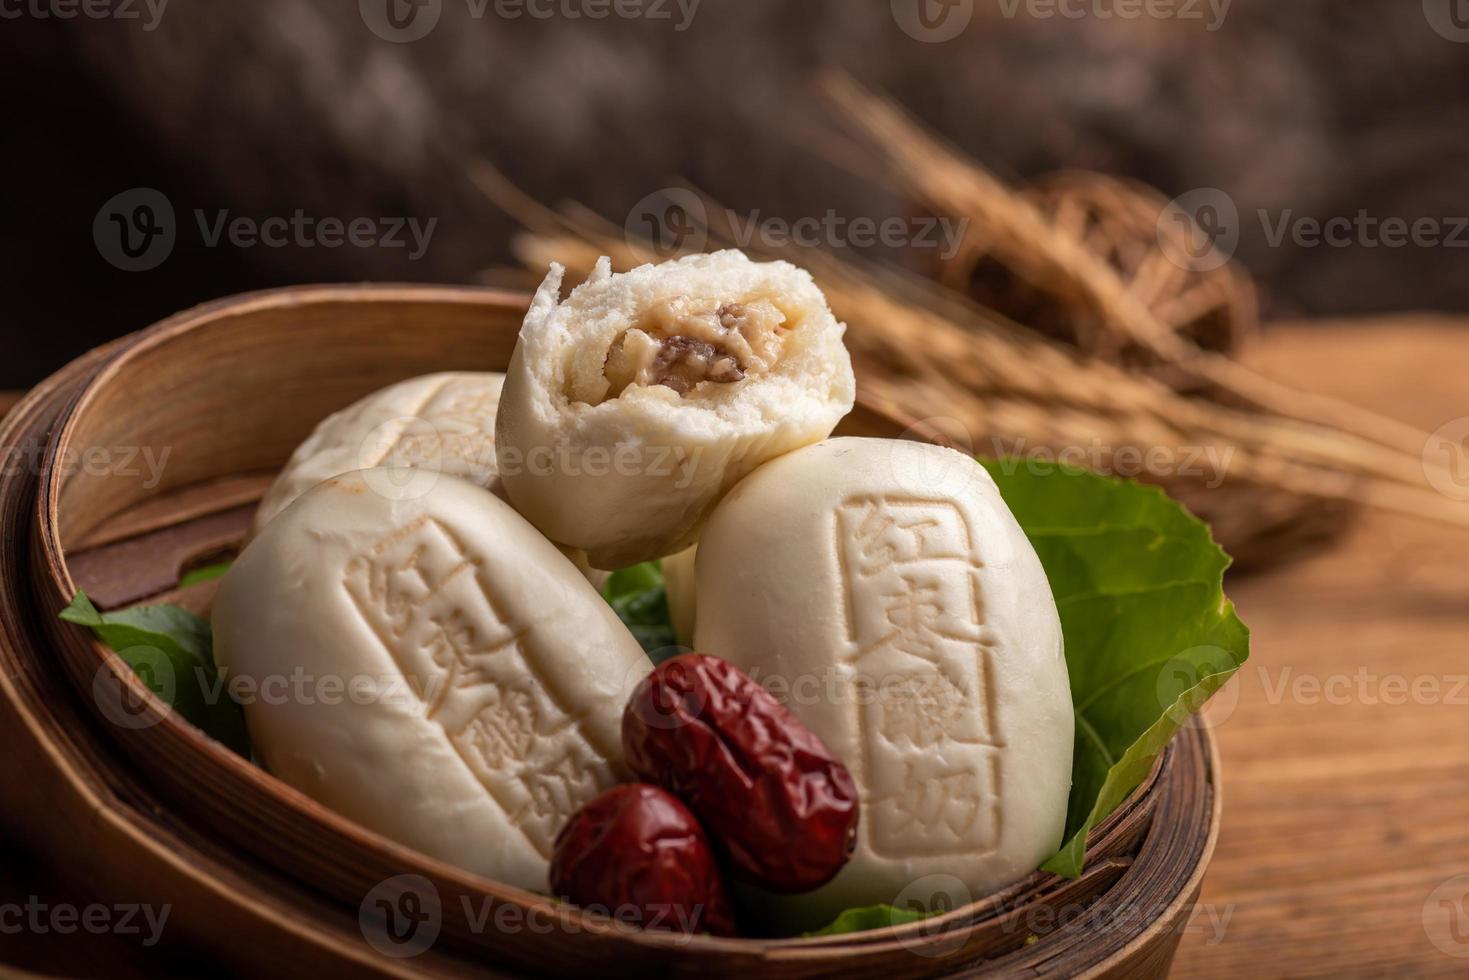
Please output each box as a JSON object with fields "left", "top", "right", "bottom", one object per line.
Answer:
{"left": 0, "top": 285, "right": 1222, "bottom": 977}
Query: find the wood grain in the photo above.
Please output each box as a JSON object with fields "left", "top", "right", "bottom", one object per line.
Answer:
{"left": 1170, "top": 317, "right": 1469, "bottom": 979}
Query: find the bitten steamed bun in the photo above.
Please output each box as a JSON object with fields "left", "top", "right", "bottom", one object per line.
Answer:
{"left": 496, "top": 251, "right": 855, "bottom": 569}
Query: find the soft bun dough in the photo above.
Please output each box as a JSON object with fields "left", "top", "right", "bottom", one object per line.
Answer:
{"left": 214, "top": 470, "right": 650, "bottom": 892}
{"left": 660, "top": 545, "right": 697, "bottom": 647}
{"left": 497, "top": 250, "right": 856, "bottom": 569}
{"left": 250, "top": 372, "right": 606, "bottom": 587}
{"left": 694, "top": 438, "right": 1073, "bottom": 929}
{"left": 252, "top": 372, "right": 505, "bottom": 535}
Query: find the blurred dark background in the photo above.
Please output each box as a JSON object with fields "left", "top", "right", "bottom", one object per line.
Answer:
{"left": 4, "top": 0, "right": 1469, "bottom": 389}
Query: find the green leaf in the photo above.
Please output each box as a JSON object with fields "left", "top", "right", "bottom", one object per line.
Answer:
{"left": 600, "top": 561, "right": 681, "bottom": 662}
{"left": 178, "top": 561, "right": 233, "bottom": 588}
{"left": 804, "top": 904, "right": 934, "bottom": 937}
{"left": 981, "top": 460, "right": 1249, "bottom": 878}
{"left": 60, "top": 591, "right": 250, "bottom": 756}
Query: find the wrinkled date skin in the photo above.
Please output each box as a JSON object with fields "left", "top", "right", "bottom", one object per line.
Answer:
{"left": 549, "top": 784, "right": 739, "bottom": 937}
{"left": 623, "top": 653, "right": 860, "bottom": 893}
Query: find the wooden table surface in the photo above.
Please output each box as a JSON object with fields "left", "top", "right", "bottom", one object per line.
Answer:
{"left": 2, "top": 319, "right": 1468, "bottom": 977}
{"left": 1167, "top": 317, "right": 1469, "bottom": 979}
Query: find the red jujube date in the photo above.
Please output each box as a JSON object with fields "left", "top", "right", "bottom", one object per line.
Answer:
{"left": 622, "top": 653, "right": 859, "bottom": 893}
{"left": 549, "top": 783, "right": 738, "bottom": 936}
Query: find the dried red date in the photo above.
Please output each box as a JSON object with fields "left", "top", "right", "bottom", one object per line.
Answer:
{"left": 622, "top": 653, "right": 859, "bottom": 893}
{"left": 549, "top": 784, "right": 738, "bottom": 936}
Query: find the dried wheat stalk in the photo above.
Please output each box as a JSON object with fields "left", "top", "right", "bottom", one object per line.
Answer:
{"left": 817, "top": 72, "right": 1438, "bottom": 464}
{"left": 472, "top": 164, "right": 1469, "bottom": 567}
{"left": 947, "top": 169, "right": 1256, "bottom": 363}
